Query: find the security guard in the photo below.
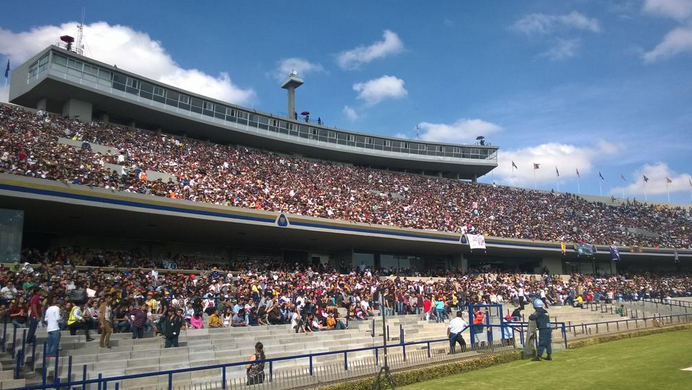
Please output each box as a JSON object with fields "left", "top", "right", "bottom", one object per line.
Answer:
{"left": 529, "top": 298, "right": 552, "bottom": 361}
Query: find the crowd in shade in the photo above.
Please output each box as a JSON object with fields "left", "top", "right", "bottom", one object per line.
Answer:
{"left": 1, "top": 248, "right": 691, "bottom": 338}
{"left": 1, "top": 104, "right": 691, "bottom": 249}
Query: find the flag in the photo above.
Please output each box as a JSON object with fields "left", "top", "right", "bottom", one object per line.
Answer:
{"left": 555, "top": 166, "right": 560, "bottom": 177}
{"left": 666, "top": 177, "right": 672, "bottom": 184}
{"left": 512, "top": 161, "right": 518, "bottom": 169}
{"left": 620, "top": 174, "right": 626, "bottom": 182}
{"left": 576, "top": 168, "right": 580, "bottom": 177}
{"left": 609, "top": 245, "right": 620, "bottom": 261}
{"left": 533, "top": 163, "right": 540, "bottom": 170}
{"left": 4, "top": 59, "right": 9, "bottom": 78}
{"left": 643, "top": 175, "right": 649, "bottom": 182}
{"left": 599, "top": 172, "right": 604, "bottom": 180}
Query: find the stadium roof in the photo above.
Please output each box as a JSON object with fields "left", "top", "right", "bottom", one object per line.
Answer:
{"left": 10, "top": 46, "right": 498, "bottom": 180}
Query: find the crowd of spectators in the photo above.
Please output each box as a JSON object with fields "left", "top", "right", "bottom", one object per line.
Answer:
{"left": 1, "top": 104, "right": 691, "bottom": 249}
{"left": 1, "top": 248, "right": 691, "bottom": 343}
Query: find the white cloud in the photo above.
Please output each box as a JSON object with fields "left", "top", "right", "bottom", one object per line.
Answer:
{"left": 0, "top": 22, "right": 255, "bottom": 105}
{"left": 417, "top": 119, "right": 501, "bottom": 144}
{"left": 611, "top": 163, "right": 692, "bottom": 198}
{"left": 541, "top": 39, "right": 581, "bottom": 61}
{"left": 343, "top": 105, "right": 359, "bottom": 121}
{"left": 644, "top": 0, "right": 692, "bottom": 21}
{"left": 393, "top": 132, "right": 409, "bottom": 139}
{"left": 336, "top": 30, "right": 404, "bottom": 70}
{"left": 495, "top": 141, "right": 622, "bottom": 187}
{"left": 273, "top": 57, "right": 324, "bottom": 83}
{"left": 511, "top": 11, "right": 601, "bottom": 35}
{"left": 643, "top": 24, "right": 692, "bottom": 62}
{"left": 353, "top": 75, "right": 407, "bottom": 106}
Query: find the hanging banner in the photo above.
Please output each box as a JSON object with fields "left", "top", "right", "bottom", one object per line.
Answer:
{"left": 465, "top": 234, "right": 487, "bottom": 250}
{"left": 575, "top": 243, "right": 596, "bottom": 257}
{"left": 609, "top": 245, "right": 620, "bottom": 261}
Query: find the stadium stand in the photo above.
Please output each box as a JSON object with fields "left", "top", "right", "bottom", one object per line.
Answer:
{"left": 1, "top": 104, "right": 691, "bottom": 249}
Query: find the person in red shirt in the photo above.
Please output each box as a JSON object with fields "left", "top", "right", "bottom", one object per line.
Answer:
{"left": 422, "top": 297, "right": 433, "bottom": 322}
{"left": 27, "top": 287, "right": 42, "bottom": 343}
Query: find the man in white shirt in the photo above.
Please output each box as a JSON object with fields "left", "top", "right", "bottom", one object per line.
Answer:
{"left": 44, "top": 298, "right": 62, "bottom": 357}
{"left": 447, "top": 311, "right": 468, "bottom": 354}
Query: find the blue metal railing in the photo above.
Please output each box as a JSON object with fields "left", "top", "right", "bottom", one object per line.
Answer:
{"left": 12, "top": 309, "right": 692, "bottom": 390}
{"left": 6, "top": 328, "right": 516, "bottom": 390}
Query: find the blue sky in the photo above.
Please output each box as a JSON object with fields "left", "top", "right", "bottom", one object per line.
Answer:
{"left": 1, "top": 0, "right": 691, "bottom": 203}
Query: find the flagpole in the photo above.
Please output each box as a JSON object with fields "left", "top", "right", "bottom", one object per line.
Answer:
{"left": 667, "top": 182, "right": 670, "bottom": 203}
{"left": 533, "top": 168, "right": 536, "bottom": 190}
{"left": 577, "top": 177, "right": 581, "bottom": 194}
{"left": 599, "top": 179, "right": 603, "bottom": 197}
{"left": 644, "top": 181, "right": 647, "bottom": 201}
{"left": 3, "top": 77, "right": 7, "bottom": 102}
{"left": 621, "top": 188, "right": 625, "bottom": 199}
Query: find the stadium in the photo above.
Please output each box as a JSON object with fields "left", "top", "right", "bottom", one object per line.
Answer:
{"left": 1, "top": 5, "right": 692, "bottom": 390}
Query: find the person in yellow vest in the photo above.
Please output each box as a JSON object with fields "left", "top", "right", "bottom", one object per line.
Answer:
{"left": 208, "top": 308, "right": 223, "bottom": 328}
{"left": 67, "top": 302, "right": 94, "bottom": 341}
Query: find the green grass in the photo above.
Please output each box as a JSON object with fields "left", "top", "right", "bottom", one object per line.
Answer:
{"left": 402, "top": 329, "right": 692, "bottom": 390}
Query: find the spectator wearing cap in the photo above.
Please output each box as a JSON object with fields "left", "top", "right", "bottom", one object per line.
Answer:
{"left": 164, "top": 307, "right": 186, "bottom": 348}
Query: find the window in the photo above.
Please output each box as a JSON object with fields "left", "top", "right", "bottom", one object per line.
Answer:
{"left": 437, "top": 146, "right": 443, "bottom": 152}
{"left": 226, "top": 107, "right": 236, "bottom": 117}
{"left": 127, "top": 78, "right": 139, "bottom": 89}
{"left": 348, "top": 135, "right": 355, "bottom": 142}
{"left": 83, "top": 64, "right": 97, "bottom": 76}
{"left": 366, "top": 137, "right": 373, "bottom": 144}
{"left": 153, "top": 86, "right": 165, "bottom": 96}
{"left": 203, "top": 101, "right": 214, "bottom": 111}
{"left": 419, "top": 144, "right": 427, "bottom": 151}
{"left": 453, "top": 147, "right": 461, "bottom": 154}
{"left": 328, "top": 131, "right": 336, "bottom": 138}
{"left": 53, "top": 55, "right": 67, "bottom": 66}
{"left": 402, "top": 142, "right": 409, "bottom": 149}
{"left": 385, "top": 140, "right": 391, "bottom": 147}
{"left": 311, "top": 128, "right": 318, "bottom": 136}
{"left": 179, "top": 95, "right": 190, "bottom": 104}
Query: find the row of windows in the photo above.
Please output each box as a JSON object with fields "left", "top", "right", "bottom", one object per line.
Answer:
{"left": 45, "top": 52, "right": 493, "bottom": 159}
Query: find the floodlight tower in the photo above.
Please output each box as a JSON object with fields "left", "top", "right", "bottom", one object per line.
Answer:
{"left": 280, "top": 70, "right": 303, "bottom": 120}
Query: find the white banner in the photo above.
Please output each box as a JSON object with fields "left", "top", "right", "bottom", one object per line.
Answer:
{"left": 466, "top": 234, "right": 486, "bottom": 250}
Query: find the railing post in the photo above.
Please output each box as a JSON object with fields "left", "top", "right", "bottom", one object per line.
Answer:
{"left": 309, "top": 356, "right": 313, "bottom": 376}
{"left": 403, "top": 342, "right": 407, "bottom": 361}
{"left": 30, "top": 335, "right": 37, "bottom": 371}
{"left": 1, "top": 316, "right": 7, "bottom": 352}
{"left": 41, "top": 342, "right": 47, "bottom": 385}
{"left": 168, "top": 372, "right": 173, "bottom": 390}
{"left": 82, "top": 364, "right": 88, "bottom": 390}
{"left": 375, "top": 346, "right": 379, "bottom": 365}
{"left": 54, "top": 338, "right": 60, "bottom": 384}
{"left": 400, "top": 324, "right": 404, "bottom": 344}
{"left": 386, "top": 325, "right": 390, "bottom": 341}
{"left": 222, "top": 366, "right": 226, "bottom": 389}
{"left": 562, "top": 324, "right": 568, "bottom": 349}
{"left": 427, "top": 342, "right": 431, "bottom": 358}
{"left": 269, "top": 360, "right": 273, "bottom": 382}
{"left": 371, "top": 319, "right": 375, "bottom": 338}
{"left": 21, "top": 328, "right": 27, "bottom": 366}
{"left": 14, "top": 350, "right": 22, "bottom": 379}
{"left": 68, "top": 355, "right": 73, "bottom": 385}
{"left": 11, "top": 325, "right": 17, "bottom": 359}
{"left": 344, "top": 352, "right": 348, "bottom": 371}
{"left": 97, "top": 373, "right": 103, "bottom": 390}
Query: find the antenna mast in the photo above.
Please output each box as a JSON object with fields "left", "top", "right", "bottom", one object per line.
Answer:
{"left": 76, "top": 8, "right": 85, "bottom": 56}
